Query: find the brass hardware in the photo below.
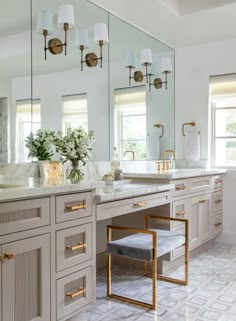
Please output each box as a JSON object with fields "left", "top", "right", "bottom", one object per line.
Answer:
{"left": 175, "top": 185, "right": 185, "bottom": 191}
{"left": 133, "top": 71, "right": 144, "bottom": 82}
{"left": 48, "top": 38, "right": 64, "bottom": 55}
{"left": 149, "top": 70, "right": 171, "bottom": 92}
{"left": 176, "top": 210, "right": 186, "bottom": 216}
{"left": 66, "top": 242, "right": 86, "bottom": 251}
{"left": 162, "top": 150, "right": 175, "bottom": 171}
{"left": 85, "top": 53, "right": 99, "bottom": 67}
{"left": 66, "top": 287, "right": 85, "bottom": 299}
{"left": 214, "top": 200, "right": 222, "bottom": 204}
{"left": 0, "top": 255, "right": 2, "bottom": 262}
{"left": 4, "top": 252, "right": 14, "bottom": 260}
{"left": 124, "top": 150, "right": 135, "bottom": 160}
{"left": 214, "top": 179, "right": 222, "bottom": 184}
{"left": 154, "top": 124, "right": 164, "bottom": 137}
{"left": 199, "top": 200, "right": 206, "bottom": 203}
{"left": 66, "top": 203, "right": 86, "bottom": 211}
{"left": 182, "top": 122, "right": 196, "bottom": 136}
{"left": 133, "top": 201, "right": 147, "bottom": 208}
{"left": 80, "top": 40, "right": 105, "bottom": 70}
{"left": 214, "top": 222, "right": 222, "bottom": 227}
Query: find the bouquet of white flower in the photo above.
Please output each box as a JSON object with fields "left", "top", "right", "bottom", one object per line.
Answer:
{"left": 54, "top": 127, "right": 94, "bottom": 182}
{"left": 25, "top": 129, "right": 56, "bottom": 160}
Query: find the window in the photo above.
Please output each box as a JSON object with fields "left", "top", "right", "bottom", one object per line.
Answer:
{"left": 210, "top": 76, "right": 236, "bottom": 167}
{"left": 62, "top": 94, "right": 88, "bottom": 133}
{"left": 114, "top": 87, "right": 146, "bottom": 160}
{"left": 15, "top": 99, "right": 41, "bottom": 162}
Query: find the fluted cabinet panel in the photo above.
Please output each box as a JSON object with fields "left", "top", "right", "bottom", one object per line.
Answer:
{"left": 2, "top": 234, "right": 50, "bottom": 321}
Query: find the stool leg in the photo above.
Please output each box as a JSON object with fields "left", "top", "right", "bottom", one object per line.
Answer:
{"left": 107, "top": 253, "right": 112, "bottom": 296}
{"left": 184, "top": 221, "right": 189, "bottom": 285}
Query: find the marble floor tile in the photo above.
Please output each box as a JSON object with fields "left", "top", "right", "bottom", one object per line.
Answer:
{"left": 88, "top": 242, "right": 236, "bottom": 321}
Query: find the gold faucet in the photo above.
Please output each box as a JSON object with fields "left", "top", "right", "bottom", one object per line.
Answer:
{"left": 162, "top": 150, "right": 175, "bottom": 170}
{"left": 124, "top": 150, "right": 135, "bottom": 160}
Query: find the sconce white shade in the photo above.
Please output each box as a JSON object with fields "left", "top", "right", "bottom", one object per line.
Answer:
{"left": 140, "top": 48, "right": 153, "bottom": 66}
{"left": 58, "top": 4, "right": 75, "bottom": 29}
{"left": 37, "top": 11, "right": 54, "bottom": 35}
{"left": 126, "top": 51, "right": 136, "bottom": 68}
{"left": 94, "top": 23, "right": 109, "bottom": 44}
{"left": 75, "top": 29, "right": 89, "bottom": 48}
{"left": 161, "top": 57, "right": 172, "bottom": 73}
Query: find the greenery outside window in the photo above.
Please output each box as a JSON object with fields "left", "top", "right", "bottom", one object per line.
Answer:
{"left": 15, "top": 99, "right": 41, "bottom": 162}
{"left": 62, "top": 94, "right": 88, "bottom": 134}
{"left": 114, "top": 87, "right": 146, "bottom": 160}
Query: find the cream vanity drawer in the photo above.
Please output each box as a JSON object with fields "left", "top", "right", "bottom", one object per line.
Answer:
{"left": 188, "top": 176, "right": 212, "bottom": 193}
{"left": 212, "top": 175, "right": 223, "bottom": 189}
{"left": 57, "top": 266, "right": 93, "bottom": 320}
{"left": 0, "top": 198, "right": 50, "bottom": 235}
{"left": 56, "top": 224, "right": 92, "bottom": 272}
{"left": 212, "top": 191, "right": 223, "bottom": 213}
{"left": 56, "top": 192, "right": 92, "bottom": 223}
{"left": 96, "top": 192, "right": 170, "bottom": 221}
{"left": 172, "top": 199, "right": 188, "bottom": 229}
{"left": 173, "top": 180, "right": 188, "bottom": 197}
{"left": 212, "top": 214, "right": 223, "bottom": 236}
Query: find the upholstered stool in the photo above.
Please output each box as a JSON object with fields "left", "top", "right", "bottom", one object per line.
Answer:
{"left": 107, "top": 215, "right": 189, "bottom": 309}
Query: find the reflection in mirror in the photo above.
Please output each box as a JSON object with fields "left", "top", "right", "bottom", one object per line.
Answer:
{"left": 31, "top": 0, "right": 109, "bottom": 161}
{"left": 0, "top": 0, "right": 31, "bottom": 163}
{"left": 109, "top": 14, "right": 175, "bottom": 161}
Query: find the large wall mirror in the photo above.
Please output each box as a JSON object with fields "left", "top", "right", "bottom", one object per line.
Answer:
{"left": 1, "top": 0, "right": 174, "bottom": 164}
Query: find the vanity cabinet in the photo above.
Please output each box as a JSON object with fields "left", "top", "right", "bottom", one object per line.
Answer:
{"left": 2, "top": 234, "right": 50, "bottom": 321}
{"left": 170, "top": 174, "right": 223, "bottom": 259}
{"left": 0, "top": 189, "right": 95, "bottom": 321}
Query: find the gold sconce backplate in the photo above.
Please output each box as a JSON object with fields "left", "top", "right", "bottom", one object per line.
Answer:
{"left": 85, "top": 53, "right": 98, "bottom": 67}
{"left": 134, "top": 71, "right": 144, "bottom": 82}
{"left": 154, "top": 78, "right": 162, "bottom": 89}
{"left": 48, "top": 38, "right": 63, "bottom": 55}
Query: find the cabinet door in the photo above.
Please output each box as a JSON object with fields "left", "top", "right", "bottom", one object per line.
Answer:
{"left": 199, "top": 194, "right": 212, "bottom": 242}
{"left": 2, "top": 234, "right": 50, "bottom": 321}
{"left": 189, "top": 196, "right": 201, "bottom": 249}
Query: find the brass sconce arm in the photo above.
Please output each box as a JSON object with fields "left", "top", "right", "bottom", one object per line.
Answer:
{"left": 154, "top": 124, "right": 164, "bottom": 137}
{"left": 80, "top": 40, "right": 105, "bottom": 71}
{"left": 182, "top": 122, "right": 196, "bottom": 136}
{"left": 149, "top": 71, "right": 171, "bottom": 92}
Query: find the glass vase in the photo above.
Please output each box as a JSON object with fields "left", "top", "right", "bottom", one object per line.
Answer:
{"left": 67, "top": 161, "right": 83, "bottom": 183}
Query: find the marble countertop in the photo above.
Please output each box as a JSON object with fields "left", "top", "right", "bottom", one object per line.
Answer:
{"left": 95, "top": 182, "right": 174, "bottom": 203}
{"left": 0, "top": 178, "right": 174, "bottom": 203}
{"left": 124, "top": 168, "right": 227, "bottom": 179}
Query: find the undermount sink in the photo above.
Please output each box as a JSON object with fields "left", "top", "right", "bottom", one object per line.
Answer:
{"left": 0, "top": 184, "right": 24, "bottom": 189}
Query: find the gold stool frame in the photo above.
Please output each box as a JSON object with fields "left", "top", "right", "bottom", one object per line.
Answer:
{"left": 107, "top": 215, "right": 189, "bottom": 309}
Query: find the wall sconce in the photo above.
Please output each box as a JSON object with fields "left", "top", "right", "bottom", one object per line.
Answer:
{"left": 149, "top": 57, "right": 172, "bottom": 92}
{"left": 75, "top": 23, "right": 109, "bottom": 71}
{"left": 37, "top": 4, "right": 75, "bottom": 60}
{"left": 126, "top": 48, "right": 153, "bottom": 86}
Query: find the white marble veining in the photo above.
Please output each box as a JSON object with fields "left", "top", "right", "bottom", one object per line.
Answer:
{"left": 124, "top": 168, "right": 227, "bottom": 179}
{"left": 95, "top": 182, "right": 174, "bottom": 203}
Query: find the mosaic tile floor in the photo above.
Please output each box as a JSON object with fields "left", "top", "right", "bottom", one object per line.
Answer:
{"left": 88, "top": 242, "right": 236, "bottom": 321}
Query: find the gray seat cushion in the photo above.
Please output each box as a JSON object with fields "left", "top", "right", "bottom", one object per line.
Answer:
{"left": 107, "top": 229, "right": 185, "bottom": 262}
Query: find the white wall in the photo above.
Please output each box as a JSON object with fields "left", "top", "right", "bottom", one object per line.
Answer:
{"left": 175, "top": 37, "right": 236, "bottom": 242}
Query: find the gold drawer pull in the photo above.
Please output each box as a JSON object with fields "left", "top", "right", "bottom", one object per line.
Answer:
{"left": 0, "top": 255, "right": 2, "bottom": 262}
{"left": 199, "top": 200, "right": 206, "bottom": 203}
{"left": 176, "top": 210, "right": 186, "bottom": 216}
{"left": 66, "top": 287, "right": 86, "bottom": 299}
{"left": 133, "top": 201, "right": 147, "bottom": 208}
{"left": 175, "top": 185, "right": 185, "bottom": 191}
{"left": 66, "top": 203, "right": 86, "bottom": 211}
{"left": 4, "top": 252, "right": 14, "bottom": 260}
{"left": 66, "top": 242, "right": 86, "bottom": 251}
{"left": 214, "top": 200, "right": 222, "bottom": 204}
{"left": 214, "top": 222, "right": 222, "bottom": 227}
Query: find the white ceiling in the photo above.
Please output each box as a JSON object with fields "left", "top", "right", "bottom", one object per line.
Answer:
{"left": 89, "top": 0, "right": 236, "bottom": 48}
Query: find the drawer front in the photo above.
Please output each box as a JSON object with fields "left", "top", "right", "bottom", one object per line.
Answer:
{"left": 212, "top": 175, "right": 223, "bottom": 189}
{"left": 212, "top": 191, "right": 223, "bottom": 213}
{"left": 96, "top": 191, "right": 171, "bottom": 221}
{"left": 212, "top": 214, "right": 223, "bottom": 236}
{"left": 56, "top": 224, "right": 92, "bottom": 272}
{"left": 189, "top": 176, "right": 212, "bottom": 193}
{"left": 57, "top": 266, "right": 93, "bottom": 320}
{"left": 173, "top": 180, "right": 188, "bottom": 197}
{"left": 56, "top": 192, "right": 92, "bottom": 223}
{"left": 172, "top": 199, "right": 189, "bottom": 229}
{"left": 0, "top": 198, "right": 50, "bottom": 235}
{"left": 172, "top": 245, "right": 185, "bottom": 260}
